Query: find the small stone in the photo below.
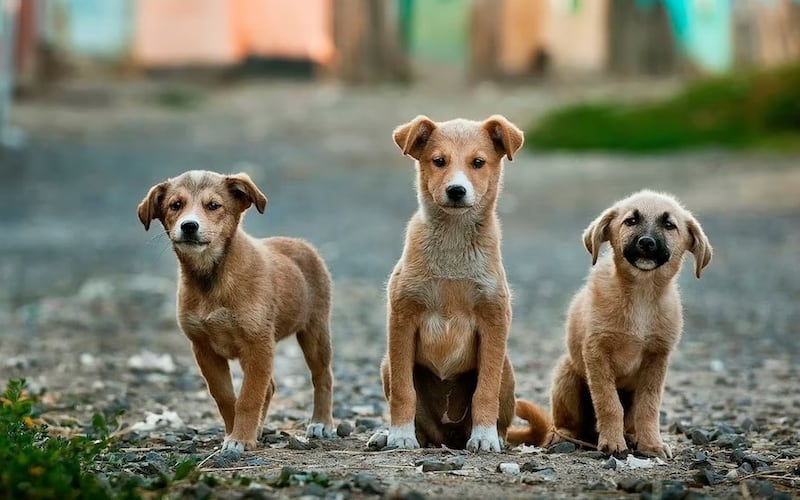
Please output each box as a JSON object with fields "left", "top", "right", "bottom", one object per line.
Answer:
{"left": 715, "top": 433, "right": 746, "bottom": 449}
{"left": 693, "top": 450, "right": 708, "bottom": 461}
{"left": 669, "top": 420, "right": 691, "bottom": 435}
{"left": 245, "top": 457, "right": 269, "bottom": 466}
{"left": 520, "top": 460, "right": 546, "bottom": 473}
{"left": 384, "top": 484, "right": 426, "bottom": 500}
{"left": 690, "top": 429, "right": 710, "bottom": 445}
{"left": 181, "top": 482, "right": 213, "bottom": 500}
{"left": 715, "top": 423, "right": 738, "bottom": 435}
{"left": 693, "top": 469, "right": 723, "bottom": 486}
{"left": 336, "top": 421, "right": 353, "bottom": 437}
{"left": 177, "top": 441, "right": 197, "bottom": 454}
{"left": 603, "top": 457, "right": 619, "bottom": 470}
{"left": 740, "top": 417, "right": 755, "bottom": 432}
{"left": 725, "top": 469, "right": 738, "bottom": 481}
{"left": 658, "top": 480, "right": 689, "bottom": 500}
{"left": 301, "top": 483, "right": 327, "bottom": 498}
{"left": 417, "top": 456, "right": 465, "bottom": 472}
{"left": 738, "top": 462, "right": 753, "bottom": 474}
{"left": 617, "top": 478, "right": 647, "bottom": 493}
{"left": 587, "top": 477, "right": 616, "bottom": 491}
{"left": 496, "top": 463, "right": 520, "bottom": 475}
{"left": 581, "top": 450, "right": 608, "bottom": 460}
{"left": 744, "top": 479, "right": 775, "bottom": 498}
{"left": 288, "top": 436, "right": 311, "bottom": 450}
{"left": 366, "top": 430, "right": 387, "bottom": 450}
{"left": 163, "top": 433, "right": 179, "bottom": 446}
{"left": 546, "top": 441, "right": 576, "bottom": 454}
{"left": 354, "top": 473, "right": 384, "bottom": 495}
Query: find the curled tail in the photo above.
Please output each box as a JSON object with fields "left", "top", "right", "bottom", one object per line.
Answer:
{"left": 506, "top": 399, "right": 552, "bottom": 446}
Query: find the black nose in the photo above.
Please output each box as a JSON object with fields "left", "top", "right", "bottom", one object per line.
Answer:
{"left": 446, "top": 185, "right": 467, "bottom": 202}
{"left": 181, "top": 221, "right": 199, "bottom": 235}
{"left": 637, "top": 236, "right": 656, "bottom": 251}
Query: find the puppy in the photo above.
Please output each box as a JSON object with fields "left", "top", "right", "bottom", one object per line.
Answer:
{"left": 370, "top": 115, "right": 523, "bottom": 452}
{"left": 508, "top": 190, "right": 711, "bottom": 458}
{"left": 138, "top": 170, "right": 335, "bottom": 453}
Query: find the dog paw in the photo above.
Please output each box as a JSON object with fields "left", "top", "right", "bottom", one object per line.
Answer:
{"left": 306, "top": 422, "right": 334, "bottom": 439}
{"left": 598, "top": 433, "right": 628, "bottom": 457}
{"left": 466, "top": 425, "right": 502, "bottom": 452}
{"left": 386, "top": 424, "right": 420, "bottom": 449}
{"left": 221, "top": 438, "right": 246, "bottom": 455}
{"left": 637, "top": 441, "right": 672, "bottom": 460}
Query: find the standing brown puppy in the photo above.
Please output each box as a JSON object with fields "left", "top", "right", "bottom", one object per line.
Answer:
{"left": 509, "top": 190, "right": 711, "bottom": 458}
{"left": 138, "top": 170, "right": 335, "bottom": 454}
{"left": 370, "top": 115, "right": 523, "bottom": 452}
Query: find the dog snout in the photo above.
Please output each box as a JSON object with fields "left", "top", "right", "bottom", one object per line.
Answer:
{"left": 446, "top": 185, "right": 467, "bottom": 202}
{"left": 637, "top": 236, "right": 656, "bottom": 252}
{"left": 181, "top": 220, "right": 200, "bottom": 236}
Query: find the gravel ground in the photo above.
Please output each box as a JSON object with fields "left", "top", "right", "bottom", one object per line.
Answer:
{"left": 0, "top": 79, "right": 798, "bottom": 499}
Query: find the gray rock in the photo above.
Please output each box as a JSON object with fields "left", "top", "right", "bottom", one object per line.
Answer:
{"left": 301, "top": 483, "right": 327, "bottom": 497}
{"left": 603, "top": 458, "right": 618, "bottom": 470}
{"left": 693, "top": 469, "right": 723, "bottom": 486}
{"left": 354, "top": 473, "right": 384, "bottom": 495}
{"left": 617, "top": 478, "right": 647, "bottom": 493}
{"left": 416, "top": 456, "right": 465, "bottom": 472}
{"left": 496, "top": 463, "right": 520, "bottom": 475}
{"left": 366, "top": 430, "right": 387, "bottom": 450}
{"left": 336, "top": 421, "right": 353, "bottom": 437}
{"left": 587, "top": 477, "right": 616, "bottom": 491}
{"left": 288, "top": 436, "right": 312, "bottom": 450}
{"left": 714, "top": 433, "right": 746, "bottom": 449}
{"left": 690, "top": 429, "right": 710, "bottom": 445}
{"left": 520, "top": 460, "right": 548, "bottom": 473}
{"left": 740, "top": 417, "right": 756, "bottom": 432}
{"left": 547, "top": 441, "right": 576, "bottom": 454}
{"left": 180, "top": 482, "right": 213, "bottom": 499}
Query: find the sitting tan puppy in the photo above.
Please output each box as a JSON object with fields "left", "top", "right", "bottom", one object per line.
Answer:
{"left": 138, "top": 170, "right": 334, "bottom": 453}
{"left": 371, "top": 115, "right": 524, "bottom": 452}
{"left": 509, "top": 190, "right": 711, "bottom": 458}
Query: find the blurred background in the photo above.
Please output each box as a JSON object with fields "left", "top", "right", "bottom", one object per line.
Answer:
{"left": 0, "top": 0, "right": 798, "bottom": 460}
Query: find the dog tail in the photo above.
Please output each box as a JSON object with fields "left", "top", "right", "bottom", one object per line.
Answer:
{"left": 506, "top": 399, "right": 552, "bottom": 447}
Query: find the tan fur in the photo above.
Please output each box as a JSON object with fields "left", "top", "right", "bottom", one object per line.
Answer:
{"left": 376, "top": 115, "right": 523, "bottom": 452}
{"left": 511, "top": 190, "right": 712, "bottom": 458}
{"left": 138, "top": 170, "right": 334, "bottom": 452}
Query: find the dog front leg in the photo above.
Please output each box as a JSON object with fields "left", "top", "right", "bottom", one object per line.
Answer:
{"left": 632, "top": 352, "right": 672, "bottom": 459}
{"left": 468, "top": 302, "right": 510, "bottom": 452}
{"left": 192, "top": 343, "right": 236, "bottom": 435}
{"left": 386, "top": 305, "right": 420, "bottom": 449}
{"left": 224, "top": 343, "right": 273, "bottom": 454}
{"left": 583, "top": 340, "right": 627, "bottom": 456}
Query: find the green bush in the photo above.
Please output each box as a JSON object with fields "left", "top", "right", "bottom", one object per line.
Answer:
{"left": 526, "top": 65, "right": 800, "bottom": 152}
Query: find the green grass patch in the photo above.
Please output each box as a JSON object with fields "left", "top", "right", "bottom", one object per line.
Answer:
{"left": 0, "top": 379, "right": 201, "bottom": 499}
{"left": 526, "top": 65, "right": 800, "bottom": 152}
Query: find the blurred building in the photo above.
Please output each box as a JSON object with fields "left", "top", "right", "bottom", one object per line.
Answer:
{"left": 2, "top": 0, "right": 800, "bottom": 85}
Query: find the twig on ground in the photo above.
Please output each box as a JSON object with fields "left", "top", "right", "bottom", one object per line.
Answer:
{"left": 197, "top": 448, "right": 221, "bottom": 469}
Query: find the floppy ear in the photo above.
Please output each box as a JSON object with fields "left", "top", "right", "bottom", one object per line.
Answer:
{"left": 582, "top": 208, "right": 617, "bottom": 265}
{"left": 226, "top": 173, "right": 267, "bottom": 214}
{"left": 137, "top": 182, "right": 168, "bottom": 231}
{"left": 686, "top": 215, "right": 712, "bottom": 279}
{"left": 483, "top": 115, "right": 524, "bottom": 161}
{"left": 393, "top": 115, "right": 437, "bottom": 160}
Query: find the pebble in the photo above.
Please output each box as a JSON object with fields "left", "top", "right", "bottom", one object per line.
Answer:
{"left": 354, "top": 473, "right": 384, "bottom": 495}
{"left": 546, "top": 441, "right": 576, "bottom": 454}
{"left": 181, "top": 482, "right": 213, "bottom": 500}
{"left": 366, "top": 430, "right": 387, "bottom": 450}
{"left": 586, "top": 477, "right": 616, "bottom": 491}
{"left": 384, "top": 484, "right": 426, "bottom": 500}
{"left": 725, "top": 469, "right": 738, "bottom": 481}
{"left": 336, "top": 421, "right": 354, "bottom": 437}
{"left": 690, "top": 429, "right": 710, "bottom": 445}
{"left": 714, "top": 433, "right": 746, "bottom": 449}
{"left": 417, "top": 456, "right": 465, "bottom": 472}
{"left": 693, "top": 469, "right": 723, "bottom": 486}
{"left": 740, "top": 417, "right": 756, "bottom": 432}
{"left": 288, "top": 436, "right": 312, "bottom": 450}
{"left": 603, "top": 458, "right": 619, "bottom": 470}
{"left": 520, "top": 460, "right": 548, "bottom": 473}
{"left": 496, "top": 463, "right": 520, "bottom": 475}
{"left": 301, "top": 483, "right": 327, "bottom": 498}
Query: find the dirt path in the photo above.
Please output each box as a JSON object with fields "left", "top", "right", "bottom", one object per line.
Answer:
{"left": 0, "top": 80, "right": 798, "bottom": 498}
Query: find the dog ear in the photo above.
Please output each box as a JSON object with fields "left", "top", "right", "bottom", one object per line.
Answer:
{"left": 686, "top": 215, "right": 712, "bottom": 279}
{"left": 483, "top": 115, "right": 524, "bottom": 161}
{"left": 393, "top": 115, "right": 437, "bottom": 160}
{"left": 137, "top": 182, "right": 168, "bottom": 231}
{"left": 582, "top": 208, "right": 616, "bottom": 265}
{"left": 226, "top": 173, "right": 267, "bottom": 214}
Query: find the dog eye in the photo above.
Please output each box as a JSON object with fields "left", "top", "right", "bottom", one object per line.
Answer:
{"left": 432, "top": 157, "right": 446, "bottom": 168}
{"left": 207, "top": 201, "right": 221, "bottom": 211}
{"left": 471, "top": 158, "right": 485, "bottom": 169}
{"left": 623, "top": 216, "right": 638, "bottom": 226}
{"left": 664, "top": 220, "right": 676, "bottom": 230}
{"left": 169, "top": 201, "right": 182, "bottom": 211}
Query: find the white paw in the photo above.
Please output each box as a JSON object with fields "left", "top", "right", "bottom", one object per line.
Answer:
{"left": 387, "top": 423, "right": 420, "bottom": 449}
{"left": 306, "top": 422, "right": 334, "bottom": 439}
{"left": 221, "top": 438, "right": 245, "bottom": 455}
{"left": 466, "top": 425, "right": 501, "bottom": 452}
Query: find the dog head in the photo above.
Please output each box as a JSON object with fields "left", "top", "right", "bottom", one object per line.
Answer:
{"left": 583, "top": 190, "right": 712, "bottom": 279}
{"left": 393, "top": 115, "right": 523, "bottom": 215}
{"left": 138, "top": 170, "right": 267, "bottom": 265}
